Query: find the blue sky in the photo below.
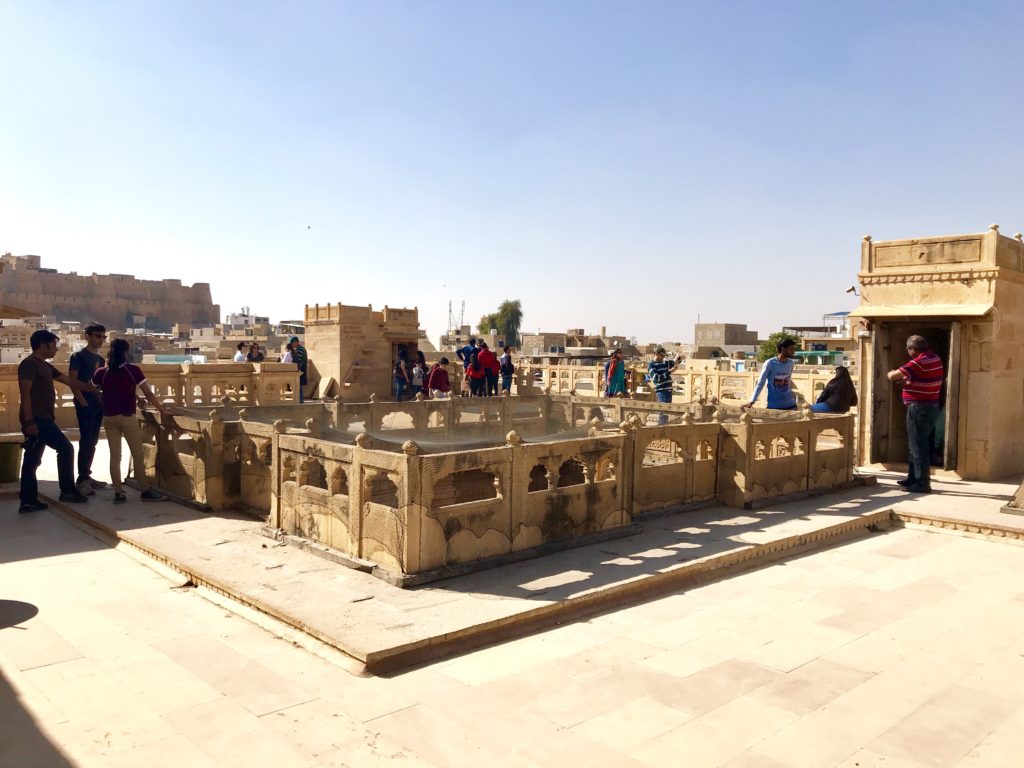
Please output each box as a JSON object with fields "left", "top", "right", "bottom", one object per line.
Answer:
{"left": 3, "top": 1, "right": 1023, "bottom": 343}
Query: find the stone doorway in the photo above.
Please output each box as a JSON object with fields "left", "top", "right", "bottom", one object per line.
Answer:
{"left": 870, "top": 320, "right": 959, "bottom": 472}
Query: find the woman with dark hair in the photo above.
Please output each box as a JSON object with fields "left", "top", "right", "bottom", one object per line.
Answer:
{"left": 246, "top": 342, "right": 265, "bottom": 362}
{"left": 93, "top": 339, "right": 169, "bottom": 503}
{"left": 811, "top": 365, "right": 859, "bottom": 414}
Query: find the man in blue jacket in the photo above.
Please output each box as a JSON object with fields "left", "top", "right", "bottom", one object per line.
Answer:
{"left": 742, "top": 338, "right": 798, "bottom": 411}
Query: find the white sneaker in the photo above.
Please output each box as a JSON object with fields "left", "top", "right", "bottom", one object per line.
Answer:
{"left": 76, "top": 479, "right": 96, "bottom": 496}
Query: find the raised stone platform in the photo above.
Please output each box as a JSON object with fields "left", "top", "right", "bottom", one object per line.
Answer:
{"left": 4, "top": 469, "right": 1015, "bottom": 674}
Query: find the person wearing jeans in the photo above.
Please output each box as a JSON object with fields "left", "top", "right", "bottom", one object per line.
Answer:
{"left": 887, "top": 334, "right": 945, "bottom": 493}
{"left": 70, "top": 323, "right": 108, "bottom": 495}
{"left": 646, "top": 347, "right": 682, "bottom": 425}
{"left": 18, "top": 329, "right": 95, "bottom": 512}
{"left": 93, "top": 339, "right": 169, "bottom": 503}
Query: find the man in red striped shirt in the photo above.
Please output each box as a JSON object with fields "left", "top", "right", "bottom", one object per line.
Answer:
{"left": 887, "top": 335, "right": 944, "bottom": 493}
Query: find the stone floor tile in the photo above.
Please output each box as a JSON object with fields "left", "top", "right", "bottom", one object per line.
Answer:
{"left": 548, "top": 636, "right": 661, "bottom": 681}
{"left": 100, "top": 655, "right": 224, "bottom": 715}
{"left": 258, "top": 698, "right": 373, "bottom": 761}
{"left": 388, "top": 668, "right": 563, "bottom": 750}
{"left": 872, "top": 533, "right": 954, "bottom": 559}
{"left": 571, "top": 692, "right": 692, "bottom": 752}
{"left": 312, "top": 732, "right": 441, "bottom": 768}
{"left": 702, "top": 586, "right": 805, "bottom": 620}
{"left": 370, "top": 703, "right": 539, "bottom": 768}
{"left": 632, "top": 694, "right": 797, "bottom": 767}
{"left": 161, "top": 696, "right": 317, "bottom": 766}
{"left": 156, "top": 633, "right": 317, "bottom": 717}
{"left": 649, "top": 658, "right": 780, "bottom": 717}
{"left": 623, "top": 606, "right": 737, "bottom": 649}
{"left": 833, "top": 747, "right": 931, "bottom": 767}
{"left": 640, "top": 627, "right": 771, "bottom": 680}
{"left": 736, "top": 624, "right": 858, "bottom": 673}
{"left": 77, "top": 733, "right": 216, "bottom": 768}
{"left": 747, "top": 657, "right": 875, "bottom": 715}
{"left": 866, "top": 684, "right": 1019, "bottom": 767}
{"left": 719, "top": 750, "right": 795, "bottom": 768}
{"left": 475, "top": 657, "right": 578, "bottom": 708}
{"left": 956, "top": 703, "right": 1024, "bottom": 766}
{"left": 525, "top": 662, "right": 669, "bottom": 728}
{"left": 514, "top": 728, "right": 649, "bottom": 768}
{"left": 0, "top": 617, "right": 84, "bottom": 671}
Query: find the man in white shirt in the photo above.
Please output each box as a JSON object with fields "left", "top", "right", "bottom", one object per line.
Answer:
{"left": 233, "top": 342, "right": 248, "bottom": 362}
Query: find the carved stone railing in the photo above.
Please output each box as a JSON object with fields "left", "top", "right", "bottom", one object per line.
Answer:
{"left": 137, "top": 403, "right": 324, "bottom": 509}
{"left": 0, "top": 362, "right": 301, "bottom": 433}
{"left": 260, "top": 397, "right": 857, "bottom": 582}
{"left": 717, "top": 409, "right": 856, "bottom": 508}
{"left": 519, "top": 361, "right": 855, "bottom": 407}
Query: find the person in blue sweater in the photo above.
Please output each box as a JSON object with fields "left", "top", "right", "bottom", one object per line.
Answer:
{"left": 742, "top": 338, "right": 799, "bottom": 411}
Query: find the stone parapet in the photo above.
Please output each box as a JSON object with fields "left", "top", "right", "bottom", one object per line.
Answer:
{"left": 0, "top": 362, "right": 301, "bottom": 432}
{"left": 130, "top": 394, "right": 856, "bottom": 583}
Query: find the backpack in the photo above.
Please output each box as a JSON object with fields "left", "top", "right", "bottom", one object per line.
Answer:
{"left": 500, "top": 357, "right": 515, "bottom": 376}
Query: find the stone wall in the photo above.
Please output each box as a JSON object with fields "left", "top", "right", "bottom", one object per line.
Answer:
{"left": 303, "top": 303, "right": 421, "bottom": 402}
{"left": 0, "top": 256, "right": 219, "bottom": 331}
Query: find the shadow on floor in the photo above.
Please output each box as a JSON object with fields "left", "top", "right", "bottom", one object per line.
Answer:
{"left": 0, "top": 664, "right": 74, "bottom": 767}
{"left": 421, "top": 484, "right": 904, "bottom": 605}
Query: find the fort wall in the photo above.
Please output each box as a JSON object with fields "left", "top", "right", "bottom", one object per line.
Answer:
{"left": 0, "top": 254, "right": 219, "bottom": 331}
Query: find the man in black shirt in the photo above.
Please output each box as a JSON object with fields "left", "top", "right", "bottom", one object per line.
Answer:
{"left": 19, "top": 330, "right": 95, "bottom": 512}
{"left": 69, "top": 323, "right": 108, "bottom": 495}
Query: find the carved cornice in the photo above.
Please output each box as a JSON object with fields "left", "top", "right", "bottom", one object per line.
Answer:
{"left": 859, "top": 269, "right": 999, "bottom": 285}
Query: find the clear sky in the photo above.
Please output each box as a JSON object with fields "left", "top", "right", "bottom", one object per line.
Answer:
{"left": 3, "top": 1, "right": 1024, "bottom": 344}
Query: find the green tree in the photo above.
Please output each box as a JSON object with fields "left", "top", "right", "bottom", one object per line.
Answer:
{"left": 757, "top": 331, "right": 793, "bottom": 362}
{"left": 478, "top": 299, "right": 524, "bottom": 347}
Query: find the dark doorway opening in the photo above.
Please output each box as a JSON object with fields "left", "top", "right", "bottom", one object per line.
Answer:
{"left": 871, "top": 321, "right": 959, "bottom": 472}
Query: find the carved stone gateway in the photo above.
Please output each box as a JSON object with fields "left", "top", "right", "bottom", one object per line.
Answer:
{"left": 852, "top": 226, "right": 1024, "bottom": 481}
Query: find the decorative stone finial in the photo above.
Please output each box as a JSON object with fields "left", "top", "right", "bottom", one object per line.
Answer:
{"left": 801, "top": 403, "right": 813, "bottom": 420}
{"left": 990, "top": 223, "right": 1000, "bottom": 231}
{"left": 355, "top": 432, "right": 370, "bottom": 448}
{"left": 863, "top": 234, "right": 872, "bottom": 242}
{"left": 739, "top": 410, "right": 752, "bottom": 424}
{"left": 506, "top": 430, "right": 522, "bottom": 446}
{"left": 1015, "top": 233, "right": 1023, "bottom": 242}
{"left": 273, "top": 419, "right": 289, "bottom": 433}
{"left": 369, "top": 393, "right": 377, "bottom": 403}
{"left": 414, "top": 391, "right": 424, "bottom": 402}
{"left": 589, "top": 417, "right": 602, "bottom": 436}
{"left": 712, "top": 409, "right": 722, "bottom": 423}
{"left": 220, "top": 395, "right": 232, "bottom": 407}
{"left": 544, "top": 385, "right": 553, "bottom": 395}
{"left": 402, "top": 440, "right": 419, "bottom": 455}
{"left": 681, "top": 411, "right": 693, "bottom": 425}
{"left": 238, "top": 408, "right": 248, "bottom": 421}
{"left": 209, "top": 410, "right": 222, "bottom": 423}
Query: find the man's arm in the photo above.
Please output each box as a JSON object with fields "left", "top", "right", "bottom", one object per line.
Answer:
{"left": 68, "top": 356, "right": 89, "bottom": 406}
{"left": 742, "top": 361, "right": 773, "bottom": 409}
{"left": 54, "top": 373, "right": 96, "bottom": 394}
{"left": 19, "top": 379, "right": 37, "bottom": 435}
{"left": 887, "top": 368, "right": 906, "bottom": 382}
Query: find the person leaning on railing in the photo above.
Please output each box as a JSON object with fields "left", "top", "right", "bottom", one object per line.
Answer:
{"left": 92, "top": 338, "right": 169, "bottom": 504}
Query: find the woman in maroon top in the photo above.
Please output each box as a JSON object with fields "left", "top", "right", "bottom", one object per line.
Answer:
{"left": 93, "top": 339, "right": 169, "bottom": 504}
